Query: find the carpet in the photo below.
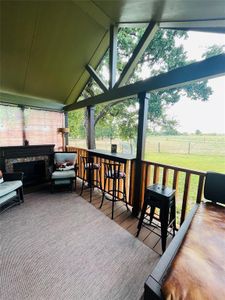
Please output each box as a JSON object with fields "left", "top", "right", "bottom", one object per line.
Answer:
{"left": 0, "top": 192, "right": 159, "bottom": 300}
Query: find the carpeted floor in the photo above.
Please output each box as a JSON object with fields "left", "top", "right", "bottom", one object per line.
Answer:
{"left": 0, "top": 192, "right": 159, "bottom": 300}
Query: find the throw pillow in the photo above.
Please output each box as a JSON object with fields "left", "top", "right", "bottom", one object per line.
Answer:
{"left": 0, "top": 170, "right": 4, "bottom": 184}
{"left": 56, "top": 162, "right": 74, "bottom": 171}
{"left": 65, "top": 160, "right": 74, "bottom": 166}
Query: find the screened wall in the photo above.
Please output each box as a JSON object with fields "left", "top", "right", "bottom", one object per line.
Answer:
{"left": 0, "top": 104, "right": 64, "bottom": 149}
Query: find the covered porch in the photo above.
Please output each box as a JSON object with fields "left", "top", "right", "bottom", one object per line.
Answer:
{"left": 1, "top": 1, "right": 225, "bottom": 299}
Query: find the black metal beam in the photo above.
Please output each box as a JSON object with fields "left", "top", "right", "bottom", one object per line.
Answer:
{"left": 132, "top": 92, "right": 149, "bottom": 216}
{"left": 118, "top": 20, "right": 225, "bottom": 34}
{"left": 87, "top": 106, "right": 95, "bottom": 149}
{"left": 86, "top": 64, "right": 108, "bottom": 93}
{"left": 65, "top": 54, "right": 225, "bottom": 111}
{"left": 161, "top": 27, "right": 225, "bottom": 34}
{"left": 109, "top": 25, "right": 118, "bottom": 89}
{"left": 159, "top": 19, "right": 225, "bottom": 34}
{"left": 115, "top": 22, "right": 158, "bottom": 88}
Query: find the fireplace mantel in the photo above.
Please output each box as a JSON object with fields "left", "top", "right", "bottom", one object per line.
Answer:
{"left": 0, "top": 145, "right": 55, "bottom": 159}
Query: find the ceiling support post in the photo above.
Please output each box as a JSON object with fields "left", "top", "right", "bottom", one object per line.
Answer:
{"left": 87, "top": 106, "right": 96, "bottom": 149}
{"left": 19, "top": 105, "right": 27, "bottom": 146}
{"left": 132, "top": 92, "right": 149, "bottom": 216}
{"left": 64, "top": 111, "right": 69, "bottom": 148}
{"left": 109, "top": 25, "right": 118, "bottom": 89}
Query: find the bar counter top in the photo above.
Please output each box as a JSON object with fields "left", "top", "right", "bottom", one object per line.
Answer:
{"left": 87, "top": 149, "right": 135, "bottom": 162}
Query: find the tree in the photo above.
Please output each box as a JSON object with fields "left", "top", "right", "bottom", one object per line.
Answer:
{"left": 202, "top": 45, "right": 225, "bottom": 59}
{"left": 160, "top": 118, "right": 179, "bottom": 135}
{"left": 68, "top": 109, "right": 85, "bottom": 139}
{"left": 195, "top": 129, "right": 202, "bottom": 135}
{"left": 69, "top": 28, "right": 222, "bottom": 147}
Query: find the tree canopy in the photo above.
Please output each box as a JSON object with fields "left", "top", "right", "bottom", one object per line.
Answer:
{"left": 68, "top": 28, "right": 223, "bottom": 146}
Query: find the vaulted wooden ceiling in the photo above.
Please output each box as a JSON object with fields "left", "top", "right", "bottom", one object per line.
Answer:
{"left": 0, "top": 0, "right": 225, "bottom": 110}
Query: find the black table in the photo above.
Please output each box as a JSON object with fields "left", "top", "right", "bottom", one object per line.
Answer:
{"left": 87, "top": 149, "right": 135, "bottom": 163}
{"left": 86, "top": 149, "right": 135, "bottom": 203}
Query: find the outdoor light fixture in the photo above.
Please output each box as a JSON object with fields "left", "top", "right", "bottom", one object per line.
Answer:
{"left": 57, "top": 127, "right": 70, "bottom": 151}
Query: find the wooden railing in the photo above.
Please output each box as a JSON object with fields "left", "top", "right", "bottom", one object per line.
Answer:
{"left": 67, "top": 146, "right": 206, "bottom": 227}
{"left": 66, "top": 146, "right": 134, "bottom": 204}
{"left": 135, "top": 161, "right": 206, "bottom": 227}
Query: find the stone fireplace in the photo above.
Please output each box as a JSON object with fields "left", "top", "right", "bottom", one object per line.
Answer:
{"left": 0, "top": 145, "right": 54, "bottom": 186}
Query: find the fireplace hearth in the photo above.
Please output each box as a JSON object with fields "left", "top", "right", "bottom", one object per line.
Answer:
{"left": 14, "top": 160, "right": 46, "bottom": 186}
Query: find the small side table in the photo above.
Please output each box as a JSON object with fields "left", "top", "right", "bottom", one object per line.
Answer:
{"left": 136, "top": 184, "right": 176, "bottom": 252}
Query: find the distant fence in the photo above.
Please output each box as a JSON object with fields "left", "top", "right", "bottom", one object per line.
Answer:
{"left": 146, "top": 140, "right": 225, "bottom": 155}
{"left": 69, "top": 137, "right": 225, "bottom": 156}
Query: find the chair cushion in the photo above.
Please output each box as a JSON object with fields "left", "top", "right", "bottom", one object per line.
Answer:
{"left": 106, "top": 171, "right": 126, "bottom": 179}
{"left": 0, "top": 191, "right": 17, "bottom": 205}
{"left": 0, "top": 180, "right": 22, "bottom": 197}
{"left": 54, "top": 179, "right": 71, "bottom": 185}
{"left": 55, "top": 153, "right": 77, "bottom": 165}
{"left": 0, "top": 170, "right": 3, "bottom": 184}
{"left": 56, "top": 162, "right": 74, "bottom": 171}
{"left": 51, "top": 170, "right": 75, "bottom": 179}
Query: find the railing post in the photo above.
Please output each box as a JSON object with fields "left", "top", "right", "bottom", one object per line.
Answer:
{"left": 180, "top": 172, "right": 191, "bottom": 225}
{"left": 132, "top": 92, "right": 149, "bottom": 216}
{"left": 87, "top": 106, "right": 95, "bottom": 149}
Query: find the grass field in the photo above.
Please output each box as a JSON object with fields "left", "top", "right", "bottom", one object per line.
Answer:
{"left": 70, "top": 134, "right": 225, "bottom": 173}
{"left": 144, "top": 135, "right": 225, "bottom": 222}
{"left": 144, "top": 152, "right": 225, "bottom": 173}
{"left": 144, "top": 152, "right": 225, "bottom": 222}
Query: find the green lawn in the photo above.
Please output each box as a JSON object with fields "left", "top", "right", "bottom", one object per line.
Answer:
{"left": 144, "top": 152, "right": 225, "bottom": 173}
{"left": 144, "top": 152, "right": 225, "bottom": 225}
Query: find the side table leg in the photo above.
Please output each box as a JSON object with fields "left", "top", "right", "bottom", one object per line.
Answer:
{"left": 136, "top": 201, "right": 148, "bottom": 237}
{"left": 160, "top": 204, "right": 169, "bottom": 253}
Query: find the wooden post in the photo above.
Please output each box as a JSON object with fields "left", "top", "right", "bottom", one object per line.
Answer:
{"left": 20, "top": 105, "right": 27, "bottom": 145}
{"left": 64, "top": 111, "right": 69, "bottom": 148}
{"left": 87, "top": 106, "right": 95, "bottom": 149}
{"left": 188, "top": 142, "right": 191, "bottom": 154}
{"left": 132, "top": 92, "right": 149, "bottom": 216}
{"left": 109, "top": 25, "right": 117, "bottom": 89}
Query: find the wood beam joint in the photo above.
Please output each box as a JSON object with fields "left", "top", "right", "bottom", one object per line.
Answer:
{"left": 86, "top": 64, "right": 108, "bottom": 93}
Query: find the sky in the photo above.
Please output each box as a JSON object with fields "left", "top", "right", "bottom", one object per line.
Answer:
{"left": 167, "top": 31, "right": 225, "bottom": 134}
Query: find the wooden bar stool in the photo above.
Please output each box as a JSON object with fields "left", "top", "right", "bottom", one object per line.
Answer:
{"left": 137, "top": 184, "right": 176, "bottom": 252}
{"left": 99, "top": 161, "right": 129, "bottom": 219}
{"left": 80, "top": 156, "right": 102, "bottom": 203}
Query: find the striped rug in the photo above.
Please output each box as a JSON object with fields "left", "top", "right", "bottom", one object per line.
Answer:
{"left": 0, "top": 192, "right": 159, "bottom": 300}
